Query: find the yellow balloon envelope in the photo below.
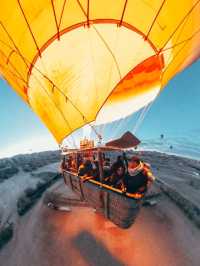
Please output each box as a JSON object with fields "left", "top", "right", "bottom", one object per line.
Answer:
{"left": 0, "top": 0, "right": 200, "bottom": 142}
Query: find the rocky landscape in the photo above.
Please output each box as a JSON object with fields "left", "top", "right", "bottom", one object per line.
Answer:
{"left": 135, "top": 151, "right": 200, "bottom": 205}
{"left": 0, "top": 150, "right": 60, "bottom": 180}
{"left": 0, "top": 149, "right": 200, "bottom": 262}
{"left": 0, "top": 150, "right": 61, "bottom": 248}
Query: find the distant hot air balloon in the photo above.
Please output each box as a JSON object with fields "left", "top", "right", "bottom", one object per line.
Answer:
{"left": 0, "top": 1, "right": 200, "bottom": 143}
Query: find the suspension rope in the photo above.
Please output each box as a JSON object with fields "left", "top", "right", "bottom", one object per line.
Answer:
{"left": 73, "top": 1, "right": 123, "bottom": 140}
{"left": 171, "top": 12, "right": 191, "bottom": 48}
{"left": 88, "top": 27, "right": 98, "bottom": 99}
{"left": 58, "top": 0, "right": 67, "bottom": 29}
{"left": 160, "top": 21, "right": 199, "bottom": 84}
{"left": 106, "top": 121, "right": 118, "bottom": 140}
{"left": 160, "top": 0, "right": 200, "bottom": 51}
{"left": 119, "top": 0, "right": 128, "bottom": 27}
{"left": 32, "top": 77, "right": 78, "bottom": 147}
{"left": 76, "top": 0, "right": 87, "bottom": 17}
{"left": 6, "top": 50, "right": 16, "bottom": 65}
{"left": 28, "top": 64, "right": 102, "bottom": 141}
{"left": 161, "top": 40, "right": 191, "bottom": 87}
{"left": 93, "top": 25, "right": 122, "bottom": 80}
{"left": 113, "top": 117, "right": 127, "bottom": 138}
{"left": 17, "top": 50, "right": 98, "bottom": 140}
{"left": 76, "top": 0, "right": 122, "bottom": 79}
{"left": 17, "top": 0, "right": 41, "bottom": 57}
{"left": 0, "top": 48, "right": 27, "bottom": 84}
{"left": 0, "top": 21, "right": 30, "bottom": 69}
{"left": 29, "top": 74, "right": 78, "bottom": 147}
{"left": 86, "top": 26, "right": 100, "bottom": 141}
{"left": 131, "top": 105, "right": 148, "bottom": 134}
{"left": 0, "top": 64, "right": 23, "bottom": 90}
{"left": 0, "top": 63, "right": 26, "bottom": 84}
{"left": 50, "top": 0, "right": 60, "bottom": 40}
{"left": 130, "top": 20, "right": 200, "bottom": 135}
{"left": 100, "top": 123, "right": 106, "bottom": 140}
{"left": 98, "top": 27, "right": 121, "bottom": 141}
{"left": 161, "top": 26, "right": 200, "bottom": 52}
{"left": 0, "top": 43, "right": 27, "bottom": 83}
{"left": 132, "top": 103, "right": 152, "bottom": 134}
{"left": 116, "top": 114, "right": 133, "bottom": 138}
{"left": 145, "top": 0, "right": 166, "bottom": 40}
{"left": 63, "top": 135, "right": 77, "bottom": 149}
{"left": 87, "top": 0, "right": 90, "bottom": 27}
{"left": 102, "top": 28, "right": 155, "bottom": 139}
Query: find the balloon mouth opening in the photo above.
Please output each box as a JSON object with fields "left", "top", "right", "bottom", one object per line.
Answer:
{"left": 27, "top": 19, "right": 159, "bottom": 81}
{"left": 94, "top": 54, "right": 164, "bottom": 125}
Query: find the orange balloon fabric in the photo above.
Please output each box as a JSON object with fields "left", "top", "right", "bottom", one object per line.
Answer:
{"left": 0, "top": 0, "right": 199, "bottom": 142}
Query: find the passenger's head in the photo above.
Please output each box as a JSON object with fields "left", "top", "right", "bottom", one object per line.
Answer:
{"left": 78, "top": 156, "right": 83, "bottom": 163}
{"left": 115, "top": 166, "right": 124, "bottom": 177}
{"left": 117, "top": 155, "right": 123, "bottom": 161}
{"left": 122, "top": 152, "right": 127, "bottom": 159}
{"left": 84, "top": 159, "right": 92, "bottom": 167}
{"left": 128, "top": 156, "right": 140, "bottom": 169}
{"left": 104, "top": 158, "right": 110, "bottom": 166}
{"left": 83, "top": 157, "right": 90, "bottom": 163}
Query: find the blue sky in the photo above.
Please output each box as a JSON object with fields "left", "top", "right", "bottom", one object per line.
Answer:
{"left": 0, "top": 79, "right": 57, "bottom": 157}
{"left": 0, "top": 59, "right": 200, "bottom": 158}
{"left": 138, "top": 60, "right": 200, "bottom": 139}
{"left": 126, "top": 59, "right": 200, "bottom": 139}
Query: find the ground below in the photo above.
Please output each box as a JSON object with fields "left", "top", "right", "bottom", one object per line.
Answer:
{"left": 0, "top": 180, "right": 199, "bottom": 266}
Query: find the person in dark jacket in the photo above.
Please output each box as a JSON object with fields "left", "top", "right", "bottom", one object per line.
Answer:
{"left": 124, "top": 156, "right": 155, "bottom": 194}
{"left": 105, "top": 165, "right": 125, "bottom": 189}
{"left": 78, "top": 159, "right": 93, "bottom": 177}
{"left": 60, "top": 155, "right": 73, "bottom": 173}
{"left": 103, "top": 158, "right": 111, "bottom": 178}
{"left": 110, "top": 155, "right": 125, "bottom": 174}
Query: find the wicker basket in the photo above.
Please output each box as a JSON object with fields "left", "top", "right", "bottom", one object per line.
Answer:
{"left": 63, "top": 171, "right": 141, "bottom": 229}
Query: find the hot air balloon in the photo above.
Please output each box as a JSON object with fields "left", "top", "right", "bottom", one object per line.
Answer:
{"left": 0, "top": 0, "right": 200, "bottom": 228}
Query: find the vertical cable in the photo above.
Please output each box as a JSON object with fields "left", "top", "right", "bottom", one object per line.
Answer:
{"left": 145, "top": 0, "right": 166, "bottom": 40}
{"left": 119, "top": 0, "right": 128, "bottom": 27}
{"left": 17, "top": 0, "right": 41, "bottom": 57}
{"left": 87, "top": 0, "right": 90, "bottom": 27}
{"left": 50, "top": 0, "right": 60, "bottom": 40}
{"left": 58, "top": 0, "right": 67, "bottom": 29}
{"left": 160, "top": 0, "right": 200, "bottom": 51}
